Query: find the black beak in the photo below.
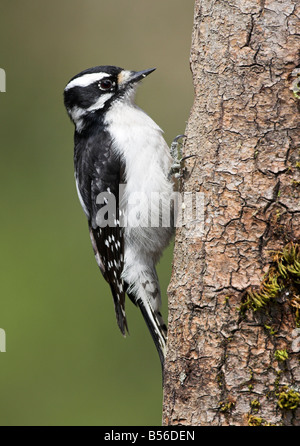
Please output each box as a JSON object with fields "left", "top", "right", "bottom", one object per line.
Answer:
{"left": 127, "top": 68, "right": 156, "bottom": 84}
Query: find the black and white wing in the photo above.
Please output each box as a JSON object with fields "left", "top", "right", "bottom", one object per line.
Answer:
{"left": 74, "top": 130, "right": 128, "bottom": 335}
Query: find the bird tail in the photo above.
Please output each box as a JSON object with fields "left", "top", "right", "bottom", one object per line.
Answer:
{"left": 136, "top": 298, "right": 167, "bottom": 369}
{"left": 124, "top": 266, "right": 168, "bottom": 370}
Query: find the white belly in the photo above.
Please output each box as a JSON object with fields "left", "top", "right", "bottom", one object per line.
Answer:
{"left": 104, "top": 99, "right": 174, "bottom": 260}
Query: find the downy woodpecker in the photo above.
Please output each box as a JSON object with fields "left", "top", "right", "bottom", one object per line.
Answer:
{"left": 64, "top": 66, "right": 175, "bottom": 368}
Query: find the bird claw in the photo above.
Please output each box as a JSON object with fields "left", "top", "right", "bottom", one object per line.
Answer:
{"left": 169, "top": 135, "right": 194, "bottom": 180}
{"left": 170, "top": 134, "right": 186, "bottom": 165}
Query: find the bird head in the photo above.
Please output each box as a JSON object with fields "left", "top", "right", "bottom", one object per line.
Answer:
{"left": 64, "top": 65, "right": 156, "bottom": 132}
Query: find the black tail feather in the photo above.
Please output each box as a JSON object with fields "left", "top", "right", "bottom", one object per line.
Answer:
{"left": 136, "top": 299, "right": 167, "bottom": 371}
{"left": 110, "top": 285, "right": 128, "bottom": 336}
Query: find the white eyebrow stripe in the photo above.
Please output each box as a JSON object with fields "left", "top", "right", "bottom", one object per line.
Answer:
{"left": 65, "top": 72, "right": 110, "bottom": 90}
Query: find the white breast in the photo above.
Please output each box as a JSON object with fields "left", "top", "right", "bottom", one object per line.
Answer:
{"left": 104, "top": 95, "right": 174, "bottom": 256}
{"left": 104, "top": 96, "right": 173, "bottom": 203}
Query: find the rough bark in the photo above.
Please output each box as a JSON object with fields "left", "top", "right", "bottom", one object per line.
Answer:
{"left": 163, "top": 0, "right": 300, "bottom": 426}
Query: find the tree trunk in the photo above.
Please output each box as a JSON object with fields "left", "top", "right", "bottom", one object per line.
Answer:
{"left": 163, "top": 0, "right": 300, "bottom": 426}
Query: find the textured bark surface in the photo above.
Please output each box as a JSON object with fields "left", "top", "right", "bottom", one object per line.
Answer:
{"left": 163, "top": 0, "right": 300, "bottom": 426}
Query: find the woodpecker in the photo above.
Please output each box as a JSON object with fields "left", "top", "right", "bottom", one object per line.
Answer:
{"left": 64, "top": 65, "right": 175, "bottom": 368}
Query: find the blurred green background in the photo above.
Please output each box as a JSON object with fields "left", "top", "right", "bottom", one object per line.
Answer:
{"left": 0, "top": 0, "right": 194, "bottom": 426}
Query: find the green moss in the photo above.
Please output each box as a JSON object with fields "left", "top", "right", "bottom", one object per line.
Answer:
{"left": 275, "top": 209, "right": 281, "bottom": 221}
{"left": 250, "top": 399, "right": 261, "bottom": 413}
{"left": 248, "top": 414, "right": 277, "bottom": 426}
{"left": 277, "top": 387, "right": 300, "bottom": 411}
{"left": 248, "top": 415, "right": 263, "bottom": 426}
{"left": 240, "top": 270, "right": 282, "bottom": 313}
{"left": 216, "top": 373, "right": 223, "bottom": 388}
{"left": 219, "top": 400, "right": 235, "bottom": 413}
{"left": 240, "top": 242, "right": 300, "bottom": 325}
{"left": 274, "top": 349, "right": 289, "bottom": 362}
{"left": 264, "top": 324, "right": 277, "bottom": 336}
{"left": 292, "top": 74, "right": 300, "bottom": 100}
{"left": 223, "top": 295, "right": 230, "bottom": 305}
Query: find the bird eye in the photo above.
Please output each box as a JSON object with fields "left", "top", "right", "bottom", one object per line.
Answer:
{"left": 99, "top": 79, "right": 113, "bottom": 91}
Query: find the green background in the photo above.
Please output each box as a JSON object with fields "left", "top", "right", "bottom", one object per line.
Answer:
{"left": 0, "top": 0, "right": 194, "bottom": 426}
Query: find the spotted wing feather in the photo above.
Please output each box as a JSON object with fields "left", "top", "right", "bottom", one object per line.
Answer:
{"left": 74, "top": 129, "right": 128, "bottom": 335}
